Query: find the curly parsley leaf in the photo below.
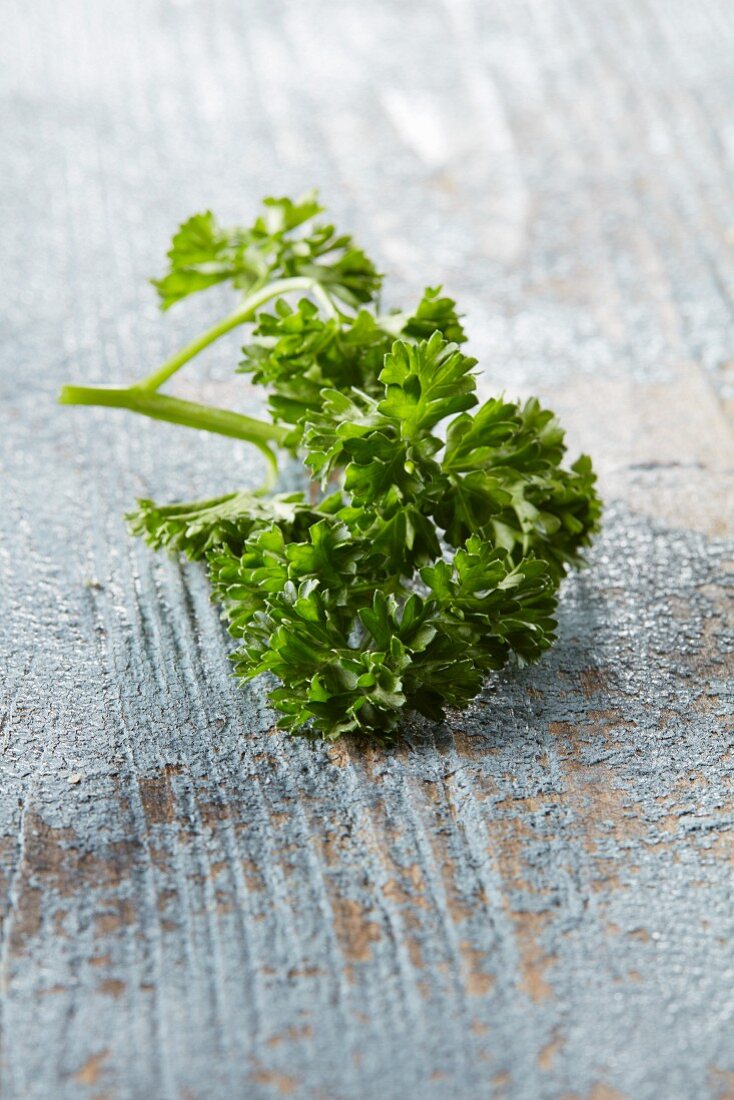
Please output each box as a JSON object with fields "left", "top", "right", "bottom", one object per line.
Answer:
{"left": 152, "top": 191, "right": 381, "bottom": 310}
{"left": 238, "top": 288, "right": 468, "bottom": 447}
{"left": 126, "top": 490, "right": 319, "bottom": 560}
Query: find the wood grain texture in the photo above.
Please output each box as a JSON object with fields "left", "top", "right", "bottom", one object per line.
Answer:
{"left": 1, "top": 0, "right": 733, "bottom": 1097}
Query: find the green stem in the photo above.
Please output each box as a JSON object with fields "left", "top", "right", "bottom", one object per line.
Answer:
{"left": 59, "top": 384, "right": 287, "bottom": 481}
{"left": 59, "top": 275, "right": 339, "bottom": 490}
{"left": 136, "top": 275, "right": 331, "bottom": 393}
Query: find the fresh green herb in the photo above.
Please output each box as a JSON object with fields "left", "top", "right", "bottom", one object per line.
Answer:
{"left": 60, "top": 191, "right": 601, "bottom": 742}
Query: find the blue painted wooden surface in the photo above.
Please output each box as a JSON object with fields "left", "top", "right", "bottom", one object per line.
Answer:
{"left": 1, "top": 1, "right": 733, "bottom": 1097}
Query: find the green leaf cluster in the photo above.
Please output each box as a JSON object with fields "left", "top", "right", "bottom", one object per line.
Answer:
{"left": 70, "top": 191, "right": 601, "bottom": 742}
{"left": 151, "top": 191, "right": 381, "bottom": 310}
{"left": 238, "top": 286, "right": 465, "bottom": 444}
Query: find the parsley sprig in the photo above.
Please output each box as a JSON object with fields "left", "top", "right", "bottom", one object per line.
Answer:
{"left": 60, "top": 191, "right": 601, "bottom": 742}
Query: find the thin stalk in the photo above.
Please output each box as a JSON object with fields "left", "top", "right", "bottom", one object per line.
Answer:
{"left": 134, "top": 275, "right": 328, "bottom": 393}
{"left": 59, "top": 384, "right": 287, "bottom": 481}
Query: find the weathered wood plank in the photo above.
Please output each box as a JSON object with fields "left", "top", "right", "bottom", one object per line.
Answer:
{"left": 1, "top": 0, "right": 733, "bottom": 1098}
